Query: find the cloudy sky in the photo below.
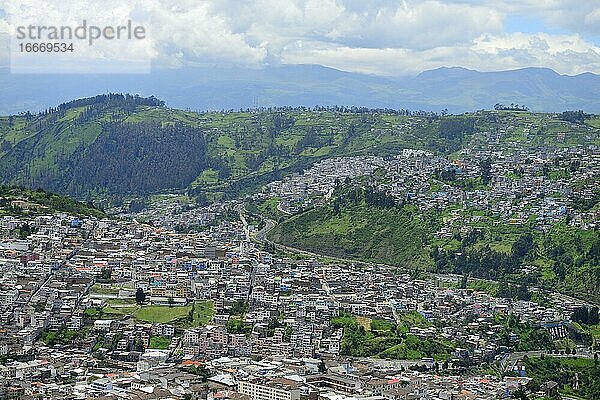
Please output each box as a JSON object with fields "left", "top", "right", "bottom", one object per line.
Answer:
{"left": 1, "top": 0, "right": 599, "bottom": 76}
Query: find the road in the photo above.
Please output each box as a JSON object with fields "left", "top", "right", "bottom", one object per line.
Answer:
{"left": 255, "top": 219, "right": 275, "bottom": 243}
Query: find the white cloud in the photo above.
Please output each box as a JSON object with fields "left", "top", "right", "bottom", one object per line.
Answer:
{"left": 0, "top": 0, "right": 598, "bottom": 75}
{"left": 281, "top": 33, "right": 600, "bottom": 76}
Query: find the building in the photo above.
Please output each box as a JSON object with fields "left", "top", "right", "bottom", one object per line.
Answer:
{"left": 237, "top": 378, "right": 300, "bottom": 400}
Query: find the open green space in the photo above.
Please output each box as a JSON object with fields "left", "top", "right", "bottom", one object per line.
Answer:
{"left": 330, "top": 312, "right": 454, "bottom": 360}
{"left": 90, "top": 300, "right": 214, "bottom": 325}
{"left": 148, "top": 336, "right": 172, "bottom": 349}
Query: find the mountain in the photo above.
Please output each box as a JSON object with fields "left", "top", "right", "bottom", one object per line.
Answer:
{"left": 0, "top": 94, "right": 467, "bottom": 199}
{"left": 407, "top": 67, "right": 600, "bottom": 112}
{"left": 1, "top": 65, "right": 599, "bottom": 115}
{"left": 0, "top": 94, "right": 598, "bottom": 201}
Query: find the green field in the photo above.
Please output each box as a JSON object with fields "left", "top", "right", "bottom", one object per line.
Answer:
{"left": 99, "top": 300, "right": 214, "bottom": 325}
{"left": 148, "top": 336, "right": 171, "bottom": 349}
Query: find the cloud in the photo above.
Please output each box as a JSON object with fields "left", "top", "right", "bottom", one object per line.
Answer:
{"left": 0, "top": 0, "right": 598, "bottom": 75}
{"left": 281, "top": 33, "right": 600, "bottom": 76}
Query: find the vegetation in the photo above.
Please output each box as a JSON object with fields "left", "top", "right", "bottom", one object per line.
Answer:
{"left": 148, "top": 335, "right": 171, "bottom": 349}
{"left": 433, "top": 223, "right": 600, "bottom": 303}
{"left": 135, "top": 288, "right": 147, "bottom": 304}
{"left": 181, "top": 364, "right": 211, "bottom": 381}
{"left": 226, "top": 318, "right": 252, "bottom": 335}
{"left": 558, "top": 110, "right": 589, "bottom": 125}
{"left": 229, "top": 300, "right": 249, "bottom": 316}
{"left": 495, "top": 315, "right": 554, "bottom": 352}
{"left": 0, "top": 185, "right": 105, "bottom": 218}
{"left": 523, "top": 356, "right": 600, "bottom": 399}
{"left": 269, "top": 186, "right": 438, "bottom": 269}
{"left": 40, "top": 328, "right": 87, "bottom": 346}
{"left": 330, "top": 312, "right": 454, "bottom": 360}
{"left": 95, "top": 300, "right": 214, "bottom": 325}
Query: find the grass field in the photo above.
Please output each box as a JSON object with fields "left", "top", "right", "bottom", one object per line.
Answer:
{"left": 90, "top": 284, "right": 120, "bottom": 295}
{"left": 101, "top": 300, "right": 214, "bottom": 325}
{"left": 149, "top": 336, "right": 172, "bottom": 349}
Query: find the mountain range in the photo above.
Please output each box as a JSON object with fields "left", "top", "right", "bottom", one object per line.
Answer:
{"left": 1, "top": 65, "right": 598, "bottom": 115}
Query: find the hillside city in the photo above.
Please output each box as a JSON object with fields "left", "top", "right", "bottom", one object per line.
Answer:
{"left": 1, "top": 106, "right": 599, "bottom": 400}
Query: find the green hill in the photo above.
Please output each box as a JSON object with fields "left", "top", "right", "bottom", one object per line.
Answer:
{"left": 268, "top": 186, "right": 438, "bottom": 269}
{"left": 1, "top": 94, "right": 597, "bottom": 200}
{"left": 0, "top": 185, "right": 105, "bottom": 218}
{"left": 269, "top": 186, "right": 600, "bottom": 303}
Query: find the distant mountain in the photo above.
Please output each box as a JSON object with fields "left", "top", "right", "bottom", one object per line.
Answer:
{"left": 1, "top": 65, "right": 598, "bottom": 114}
{"left": 407, "top": 66, "right": 600, "bottom": 112}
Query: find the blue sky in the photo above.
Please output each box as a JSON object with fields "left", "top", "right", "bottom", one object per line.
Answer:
{"left": 505, "top": 13, "right": 598, "bottom": 45}
{"left": 505, "top": 15, "right": 566, "bottom": 35}
{"left": 1, "top": 0, "right": 599, "bottom": 75}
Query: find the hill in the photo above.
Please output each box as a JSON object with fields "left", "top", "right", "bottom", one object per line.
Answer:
{"left": 0, "top": 185, "right": 105, "bottom": 218}
{"left": 268, "top": 186, "right": 600, "bottom": 303}
{"left": 0, "top": 94, "right": 473, "bottom": 200}
{"left": 1, "top": 94, "right": 597, "bottom": 201}
{"left": 268, "top": 186, "right": 438, "bottom": 269}
{"left": 1, "top": 65, "right": 599, "bottom": 115}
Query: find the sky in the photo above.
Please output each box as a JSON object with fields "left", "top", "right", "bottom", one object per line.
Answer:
{"left": 0, "top": 0, "right": 599, "bottom": 76}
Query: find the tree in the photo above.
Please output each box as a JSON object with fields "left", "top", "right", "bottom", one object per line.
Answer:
{"left": 230, "top": 300, "right": 248, "bottom": 316}
{"left": 559, "top": 110, "right": 587, "bottom": 124}
{"left": 188, "top": 302, "right": 195, "bottom": 322}
{"left": 332, "top": 201, "right": 340, "bottom": 216}
{"left": 99, "top": 268, "right": 112, "bottom": 280}
{"left": 479, "top": 158, "right": 493, "bottom": 185}
{"left": 135, "top": 288, "right": 146, "bottom": 304}
{"left": 589, "top": 307, "right": 599, "bottom": 325}
{"left": 460, "top": 274, "right": 468, "bottom": 289}
{"left": 0, "top": 140, "right": 11, "bottom": 152}
{"left": 511, "top": 388, "right": 528, "bottom": 400}
{"left": 572, "top": 307, "right": 589, "bottom": 324}
{"left": 512, "top": 233, "right": 534, "bottom": 259}
{"left": 134, "top": 338, "right": 145, "bottom": 352}
{"left": 318, "top": 360, "right": 327, "bottom": 373}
